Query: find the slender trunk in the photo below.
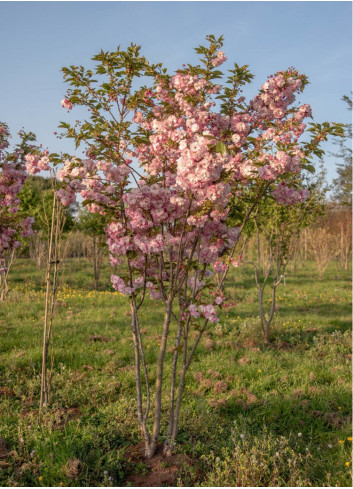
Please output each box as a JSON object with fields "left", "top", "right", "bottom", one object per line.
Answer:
{"left": 164, "top": 312, "right": 183, "bottom": 455}
{"left": 168, "top": 365, "right": 187, "bottom": 455}
{"left": 40, "top": 194, "right": 56, "bottom": 409}
{"left": 264, "top": 282, "right": 277, "bottom": 345}
{"left": 92, "top": 236, "right": 100, "bottom": 289}
{"left": 130, "top": 301, "right": 151, "bottom": 455}
{"left": 340, "top": 223, "right": 344, "bottom": 267}
{"left": 164, "top": 310, "right": 190, "bottom": 456}
{"left": 0, "top": 250, "right": 16, "bottom": 302}
{"left": 146, "top": 299, "right": 172, "bottom": 458}
{"left": 168, "top": 366, "right": 186, "bottom": 455}
{"left": 46, "top": 201, "right": 63, "bottom": 405}
{"left": 304, "top": 228, "right": 308, "bottom": 262}
{"left": 166, "top": 314, "right": 210, "bottom": 455}
{"left": 0, "top": 259, "right": 8, "bottom": 302}
{"left": 254, "top": 226, "right": 269, "bottom": 343}
{"left": 263, "top": 324, "right": 270, "bottom": 344}
{"left": 0, "top": 278, "right": 7, "bottom": 302}
{"left": 258, "top": 286, "right": 268, "bottom": 342}
{"left": 258, "top": 281, "right": 270, "bottom": 345}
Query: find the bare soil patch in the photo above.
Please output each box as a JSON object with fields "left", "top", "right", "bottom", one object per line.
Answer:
{"left": 124, "top": 442, "right": 195, "bottom": 487}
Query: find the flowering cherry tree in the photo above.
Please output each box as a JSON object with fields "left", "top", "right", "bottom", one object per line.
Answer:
{"left": 0, "top": 123, "right": 36, "bottom": 298}
{"left": 29, "top": 36, "right": 342, "bottom": 457}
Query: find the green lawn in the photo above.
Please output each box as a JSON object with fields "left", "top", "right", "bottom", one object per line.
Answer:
{"left": 0, "top": 258, "right": 351, "bottom": 486}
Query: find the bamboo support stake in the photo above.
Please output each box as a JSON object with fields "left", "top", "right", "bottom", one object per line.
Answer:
{"left": 40, "top": 192, "right": 56, "bottom": 409}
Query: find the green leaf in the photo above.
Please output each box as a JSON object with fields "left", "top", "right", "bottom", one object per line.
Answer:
{"left": 216, "top": 142, "right": 227, "bottom": 155}
{"left": 305, "top": 164, "right": 316, "bottom": 174}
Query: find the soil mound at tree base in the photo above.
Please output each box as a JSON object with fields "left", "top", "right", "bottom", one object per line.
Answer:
{"left": 124, "top": 442, "right": 194, "bottom": 487}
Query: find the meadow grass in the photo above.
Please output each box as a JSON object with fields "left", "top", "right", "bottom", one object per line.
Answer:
{"left": 0, "top": 258, "right": 351, "bottom": 486}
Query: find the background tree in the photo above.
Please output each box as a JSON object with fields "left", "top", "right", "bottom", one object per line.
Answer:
{"left": 244, "top": 182, "right": 326, "bottom": 344}
{"left": 77, "top": 208, "right": 107, "bottom": 288}
{"left": 326, "top": 94, "right": 353, "bottom": 271}
{"left": 16, "top": 157, "right": 75, "bottom": 407}
{"left": 324, "top": 205, "right": 352, "bottom": 271}
{"left": 0, "top": 123, "right": 36, "bottom": 299}
{"left": 19, "top": 175, "right": 76, "bottom": 267}
{"left": 332, "top": 94, "right": 352, "bottom": 207}
{"left": 307, "top": 224, "right": 339, "bottom": 279}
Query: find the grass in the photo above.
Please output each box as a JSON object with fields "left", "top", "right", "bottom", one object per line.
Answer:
{"left": 0, "top": 258, "right": 351, "bottom": 486}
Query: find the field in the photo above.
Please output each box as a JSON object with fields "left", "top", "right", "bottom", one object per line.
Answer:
{"left": 0, "top": 258, "right": 351, "bottom": 487}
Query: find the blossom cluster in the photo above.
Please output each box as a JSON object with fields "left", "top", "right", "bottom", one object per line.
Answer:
{"left": 251, "top": 72, "right": 302, "bottom": 120}
{"left": 272, "top": 182, "right": 310, "bottom": 205}
{"left": 25, "top": 152, "right": 50, "bottom": 174}
{"left": 188, "top": 303, "right": 219, "bottom": 323}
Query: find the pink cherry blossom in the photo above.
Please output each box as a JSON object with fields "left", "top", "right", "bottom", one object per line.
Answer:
{"left": 211, "top": 51, "right": 227, "bottom": 67}
{"left": 61, "top": 98, "right": 72, "bottom": 110}
{"left": 272, "top": 182, "right": 309, "bottom": 205}
{"left": 188, "top": 303, "right": 200, "bottom": 318}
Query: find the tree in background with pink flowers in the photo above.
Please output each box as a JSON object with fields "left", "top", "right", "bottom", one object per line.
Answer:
{"left": 0, "top": 123, "right": 36, "bottom": 299}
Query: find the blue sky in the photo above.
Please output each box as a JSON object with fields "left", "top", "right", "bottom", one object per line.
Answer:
{"left": 0, "top": 1, "right": 351, "bottom": 183}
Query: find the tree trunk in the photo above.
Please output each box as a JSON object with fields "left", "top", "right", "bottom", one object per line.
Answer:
{"left": 304, "top": 228, "right": 307, "bottom": 262}
{"left": 92, "top": 236, "right": 99, "bottom": 289}
{"left": 146, "top": 299, "right": 172, "bottom": 458}
{"left": 263, "top": 324, "right": 270, "bottom": 344}
{"left": 164, "top": 314, "right": 184, "bottom": 456}
{"left": 40, "top": 194, "right": 56, "bottom": 409}
{"left": 130, "top": 303, "right": 151, "bottom": 456}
